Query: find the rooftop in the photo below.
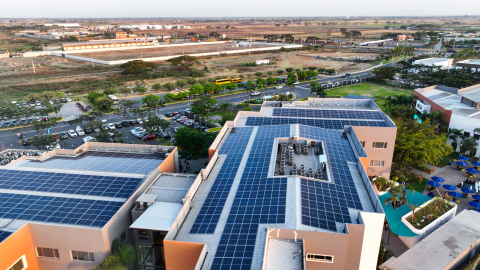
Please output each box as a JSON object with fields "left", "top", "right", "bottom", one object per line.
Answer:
{"left": 412, "top": 58, "right": 452, "bottom": 65}
{"left": 382, "top": 210, "right": 480, "bottom": 270}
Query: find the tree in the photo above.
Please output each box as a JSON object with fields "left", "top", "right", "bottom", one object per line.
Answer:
{"left": 41, "top": 91, "right": 55, "bottom": 101}
{"left": 267, "top": 71, "right": 273, "bottom": 76}
{"left": 191, "top": 95, "right": 218, "bottom": 114}
{"left": 175, "top": 80, "right": 187, "bottom": 89}
{"left": 189, "top": 84, "right": 204, "bottom": 96}
{"left": 144, "top": 115, "right": 170, "bottom": 133}
{"left": 95, "top": 97, "right": 114, "bottom": 112}
{"left": 87, "top": 91, "right": 105, "bottom": 103}
{"left": 31, "top": 120, "right": 57, "bottom": 137}
{"left": 94, "top": 240, "right": 137, "bottom": 270}
{"left": 142, "top": 94, "right": 165, "bottom": 115}
{"left": 25, "top": 93, "right": 40, "bottom": 103}
{"left": 135, "top": 85, "right": 148, "bottom": 95}
{"left": 219, "top": 102, "right": 231, "bottom": 111}
{"left": 119, "top": 60, "right": 156, "bottom": 76}
{"left": 340, "top": 28, "right": 347, "bottom": 33}
{"left": 186, "top": 77, "right": 197, "bottom": 85}
{"left": 372, "top": 66, "right": 400, "bottom": 79}
{"left": 54, "top": 91, "right": 65, "bottom": 100}
{"left": 32, "top": 134, "right": 58, "bottom": 150}
{"left": 460, "top": 137, "right": 479, "bottom": 155}
{"left": 276, "top": 70, "right": 284, "bottom": 75}
{"left": 255, "top": 72, "right": 263, "bottom": 78}
{"left": 297, "top": 71, "right": 307, "bottom": 80}
{"left": 166, "top": 55, "right": 200, "bottom": 71}
{"left": 174, "top": 127, "right": 217, "bottom": 157}
{"left": 394, "top": 118, "right": 453, "bottom": 171}
{"left": 448, "top": 128, "right": 464, "bottom": 150}
{"left": 151, "top": 83, "right": 162, "bottom": 93}
{"left": 384, "top": 185, "right": 414, "bottom": 209}
{"left": 286, "top": 67, "right": 294, "bottom": 73}
{"left": 225, "top": 82, "right": 237, "bottom": 92}
{"left": 256, "top": 78, "right": 267, "bottom": 96}
{"left": 306, "top": 70, "right": 318, "bottom": 79}
{"left": 203, "top": 83, "right": 215, "bottom": 94}
{"left": 119, "top": 86, "right": 131, "bottom": 97}
{"left": 266, "top": 77, "right": 276, "bottom": 85}
{"left": 163, "top": 82, "right": 175, "bottom": 91}
{"left": 351, "top": 30, "right": 362, "bottom": 36}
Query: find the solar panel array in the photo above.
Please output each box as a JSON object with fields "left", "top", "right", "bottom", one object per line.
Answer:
{"left": 211, "top": 126, "right": 290, "bottom": 270}
{"left": 299, "top": 125, "right": 363, "bottom": 230}
{"left": 272, "top": 108, "right": 383, "bottom": 120}
{"left": 0, "top": 169, "right": 142, "bottom": 198}
{"left": 342, "top": 94, "right": 377, "bottom": 101}
{"left": 190, "top": 127, "right": 254, "bottom": 233}
{"left": 245, "top": 117, "right": 388, "bottom": 129}
{"left": 23, "top": 152, "right": 164, "bottom": 174}
{"left": 0, "top": 230, "right": 12, "bottom": 243}
{"left": 0, "top": 193, "right": 123, "bottom": 227}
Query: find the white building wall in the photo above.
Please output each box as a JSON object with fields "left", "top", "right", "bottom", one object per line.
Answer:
{"left": 447, "top": 114, "right": 480, "bottom": 157}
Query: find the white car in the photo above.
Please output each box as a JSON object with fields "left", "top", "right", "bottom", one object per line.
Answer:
{"left": 275, "top": 86, "right": 283, "bottom": 90}
{"left": 133, "top": 128, "right": 146, "bottom": 136}
{"left": 35, "top": 101, "right": 41, "bottom": 106}
{"left": 251, "top": 91, "right": 261, "bottom": 96}
{"left": 107, "top": 123, "right": 116, "bottom": 130}
{"left": 76, "top": 127, "right": 85, "bottom": 136}
{"left": 131, "top": 127, "right": 143, "bottom": 134}
{"left": 137, "top": 118, "right": 143, "bottom": 125}
{"left": 294, "top": 81, "right": 299, "bottom": 85}
{"left": 66, "top": 98, "right": 72, "bottom": 102}
{"left": 68, "top": 130, "right": 77, "bottom": 138}
{"left": 83, "top": 136, "right": 95, "bottom": 143}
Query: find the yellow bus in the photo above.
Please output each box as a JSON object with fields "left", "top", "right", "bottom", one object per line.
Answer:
{"left": 214, "top": 79, "right": 231, "bottom": 85}
{"left": 230, "top": 78, "right": 242, "bottom": 83}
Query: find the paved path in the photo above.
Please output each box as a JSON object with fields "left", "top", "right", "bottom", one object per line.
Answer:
{"left": 381, "top": 227, "right": 409, "bottom": 257}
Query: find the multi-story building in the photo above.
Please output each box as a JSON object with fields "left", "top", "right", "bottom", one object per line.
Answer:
{"left": 146, "top": 98, "right": 397, "bottom": 270}
{"left": 113, "top": 31, "right": 127, "bottom": 39}
{"left": 414, "top": 83, "right": 480, "bottom": 156}
{"left": 0, "top": 143, "right": 178, "bottom": 270}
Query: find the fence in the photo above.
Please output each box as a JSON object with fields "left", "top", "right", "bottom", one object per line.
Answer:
{"left": 357, "top": 158, "right": 383, "bottom": 213}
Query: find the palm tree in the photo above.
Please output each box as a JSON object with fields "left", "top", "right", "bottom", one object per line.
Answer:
{"left": 384, "top": 185, "right": 415, "bottom": 209}
{"left": 448, "top": 128, "right": 464, "bottom": 150}
{"left": 408, "top": 203, "right": 419, "bottom": 221}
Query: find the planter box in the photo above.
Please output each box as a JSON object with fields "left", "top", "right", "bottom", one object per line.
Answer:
{"left": 374, "top": 178, "right": 398, "bottom": 196}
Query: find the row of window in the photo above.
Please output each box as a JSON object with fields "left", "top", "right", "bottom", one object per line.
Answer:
{"left": 36, "top": 247, "right": 95, "bottom": 261}
{"left": 306, "top": 253, "right": 334, "bottom": 263}
{"left": 463, "top": 131, "right": 480, "bottom": 140}
{"left": 360, "top": 141, "right": 388, "bottom": 149}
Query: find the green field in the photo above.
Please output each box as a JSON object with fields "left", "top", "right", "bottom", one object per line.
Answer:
{"left": 325, "top": 83, "right": 413, "bottom": 106}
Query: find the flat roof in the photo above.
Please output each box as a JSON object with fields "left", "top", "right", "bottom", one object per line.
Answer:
{"left": 173, "top": 99, "right": 390, "bottom": 270}
{"left": 62, "top": 38, "right": 157, "bottom": 46}
{"left": 130, "top": 202, "right": 183, "bottom": 231}
{"left": 413, "top": 58, "right": 451, "bottom": 65}
{"left": 382, "top": 210, "right": 480, "bottom": 270}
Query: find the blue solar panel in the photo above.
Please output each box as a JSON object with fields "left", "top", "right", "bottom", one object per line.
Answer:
{"left": 0, "top": 169, "right": 142, "bottom": 199}
{"left": 0, "top": 193, "right": 123, "bottom": 227}
{"left": 0, "top": 230, "right": 12, "bottom": 243}
{"left": 22, "top": 152, "right": 164, "bottom": 174}
{"left": 245, "top": 117, "right": 388, "bottom": 129}
{"left": 272, "top": 108, "right": 383, "bottom": 120}
{"left": 191, "top": 127, "right": 254, "bottom": 234}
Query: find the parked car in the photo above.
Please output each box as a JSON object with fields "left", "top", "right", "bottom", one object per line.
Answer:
{"left": 136, "top": 131, "right": 148, "bottom": 138}
{"left": 143, "top": 117, "right": 149, "bottom": 122}
{"left": 172, "top": 115, "right": 182, "bottom": 121}
{"left": 60, "top": 131, "right": 68, "bottom": 139}
{"left": 165, "top": 112, "right": 174, "bottom": 117}
{"left": 35, "top": 101, "right": 41, "bottom": 106}
{"left": 172, "top": 112, "right": 180, "bottom": 116}
{"left": 136, "top": 118, "right": 143, "bottom": 125}
{"left": 3, "top": 121, "right": 9, "bottom": 127}
{"left": 30, "top": 103, "right": 35, "bottom": 107}
{"left": 185, "top": 108, "right": 191, "bottom": 114}
{"left": 76, "top": 126, "right": 85, "bottom": 136}
{"left": 142, "top": 134, "right": 156, "bottom": 141}
{"left": 131, "top": 127, "right": 143, "bottom": 134}
{"left": 51, "top": 133, "right": 60, "bottom": 140}
{"left": 122, "top": 120, "right": 131, "bottom": 127}
{"left": 20, "top": 118, "right": 27, "bottom": 125}
{"left": 68, "top": 130, "right": 77, "bottom": 138}
{"left": 179, "top": 110, "right": 186, "bottom": 115}
{"left": 22, "top": 103, "right": 28, "bottom": 107}
{"left": 66, "top": 98, "right": 72, "bottom": 102}
{"left": 129, "top": 119, "right": 138, "bottom": 126}
{"left": 173, "top": 127, "right": 180, "bottom": 132}
{"left": 107, "top": 123, "right": 116, "bottom": 130}
{"left": 83, "top": 136, "right": 96, "bottom": 143}
{"left": 43, "top": 117, "right": 50, "bottom": 121}
{"left": 251, "top": 91, "right": 261, "bottom": 96}
{"left": 11, "top": 119, "right": 18, "bottom": 126}
{"left": 84, "top": 127, "right": 93, "bottom": 134}
{"left": 180, "top": 118, "right": 189, "bottom": 124}
{"left": 21, "top": 139, "right": 30, "bottom": 146}
{"left": 177, "top": 116, "right": 187, "bottom": 122}
{"left": 93, "top": 127, "right": 100, "bottom": 133}
{"left": 101, "top": 124, "right": 109, "bottom": 131}
{"left": 275, "top": 86, "right": 283, "bottom": 90}
{"left": 115, "top": 123, "right": 123, "bottom": 129}
{"left": 162, "top": 132, "right": 171, "bottom": 139}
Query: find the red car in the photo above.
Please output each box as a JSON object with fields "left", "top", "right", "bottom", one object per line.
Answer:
{"left": 142, "top": 134, "right": 156, "bottom": 141}
{"left": 180, "top": 118, "right": 189, "bottom": 124}
{"left": 172, "top": 112, "right": 180, "bottom": 116}
{"left": 43, "top": 117, "right": 50, "bottom": 121}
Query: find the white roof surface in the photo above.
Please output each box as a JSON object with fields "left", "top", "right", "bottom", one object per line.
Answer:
{"left": 382, "top": 210, "right": 480, "bottom": 270}
{"left": 130, "top": 201, "right": 183, "bottom": 231}
{"left": 265, "top": 239, "right": 303, "bottom": 270}
{"left": 413, "top": 58, "right": 451, "bottom": 66}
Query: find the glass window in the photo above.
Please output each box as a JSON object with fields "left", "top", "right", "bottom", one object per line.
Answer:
{"left": 464, "top": 132, "right": 470, "bottom": 138}
{"left": 36, "top": 247, "right": 60, "bottom": 259}
{"left": 71, "top": 250, "right": 94, "bottom": 262}
{"left": 474, "top": 134, "right": 480, "bottom": 140}
{"left": 306, "top": 253, "right": 334, "bottom": 263}
{"left": 372, "top": 142, "right": 387, "bottom": 149}
{"left": 8, "top": 256, "right": 26, "bottom": 270}
{"left": 370, "top": 160, "right": 385, "bottom": 167}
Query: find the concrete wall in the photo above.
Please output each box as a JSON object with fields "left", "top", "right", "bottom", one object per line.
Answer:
{"left": 158, "top": 147, "right": 177, "bottom": 173}
{"left": 353, "top": 126, "right": 397, "bottom": 178}
{"left": 448, "top": 113, "right": 480, "bottom": 156}
{"left": 357, "top": 212, "right": 385, "bottom": 270}
{"left": 414, "top": 89, "right": 453, "bottom": 123}
{"left": 163, "top": 240, "right": 205, "bottom": 270}
{"left": 0, "top": 224, "right": 39, "bottom": 270}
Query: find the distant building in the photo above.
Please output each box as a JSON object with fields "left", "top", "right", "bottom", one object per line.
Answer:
{"left": 411, "top": 58, "right": 453, "bottom": 71}
{"left": 359, "top": 39, "right": 393, "bottom": 47}
{"left": 60, "top": 37, "right": 158, "bottom": 51}
{"left": 112, "top": 31, "right": 127, "bottom": 39}
{"left": 397, "top": 35, "right": 413, "bottom": 41}
{"left": 44, "top": 23, "right": 80, "bottom": 28}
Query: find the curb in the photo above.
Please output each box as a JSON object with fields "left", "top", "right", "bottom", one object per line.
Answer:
{"left": 0, "top": 117, "right": 64, "bottom": 132}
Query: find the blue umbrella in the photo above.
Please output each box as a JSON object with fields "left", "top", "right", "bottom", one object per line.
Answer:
{"left": 431, "top": 176, "right": 445, "bottom": 183}
{"left": 427, "top": 192, "right": 434, "bottom": 198}
{"left": 448, "top": 192, "right": 463, "bottom": 198}
{"left": 475, "top": 209, "right": 480, "bottom": 213}
{"left": 461, "top": 187, "right": 473, "bottom": 194}
{"left": 459, "top": 156, "right": 470, "bottom": 161}
{"left": 443, "top": 184, "right": 457, "bottom": 191}
{"left": 427, "top": 181, "right": 440, "bottom": 187}
{"left": 466, "top": 168, "right": 479, "bottom": 174}
{"left": 469, "top": 201, "right": 480, "bottom": 208}
{"left": 471, "top": 161, "right": 480, "bottom": 166}
{"left": 472, "top": 195, "right": 480, "bottom": 201}
{"left": 456, "top": 161, "right": 469, "bottom": 166}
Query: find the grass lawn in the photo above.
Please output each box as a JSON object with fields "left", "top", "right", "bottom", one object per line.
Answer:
{"left": 438, "top": 152, "right": 479, "bottom": 167}
{"left": 325, "top": 83, "right": 413, "bottom": 106}
{"left": 204, "top": 110, "right": 239, "bottom": 119}
{"left": 407, "top": 178, "right": 429, "bottom": 193}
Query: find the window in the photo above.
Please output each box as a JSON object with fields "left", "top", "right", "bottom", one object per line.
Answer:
{"left": 464, "top": 132, "right": 470, "bottom": 138}
{"left": 71, "top": 251, "right": 95, "bottom": 262}
{"left": 37, "top": 247, "right": 60, "bottom": 259}
{"left": 8, "top": 255, "right": 27, "bottom": 270}
{"left": 121, "top": 231, "right": 127, "bottom": 243}
{"left": 372, "top": 142, "right": 387, "bottom": 149}
{"left": 475, "top": 134, "right": 480, "bottom": 140}
{"left": 370, "top": 160, "right": 385, "bottom": 167}
{"left": 306, "top": 253, "right": 334, "bottom": 263}
{"left": 360, "top": 141, "right": 365, "bottom": 147}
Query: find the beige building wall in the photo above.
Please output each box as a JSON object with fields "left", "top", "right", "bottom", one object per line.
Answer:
{"left": 353, "top": 126, "right": 397, "bottom": 178}
{"left": 358, "top": 212, "right": 385, "bottom": 270}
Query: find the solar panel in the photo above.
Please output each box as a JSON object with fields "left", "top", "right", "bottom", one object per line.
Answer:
{"left": 0, "top": 193, "right": 123, "bottom": 227}
{"left": 245, "top": 117, "right": 388, "bottom": 129}
{"left": 22, "top": 152, "right": 164, "bottom": 174}
{"left": 0, "top": 230, "right": 12, "bottom": 243}
{"left": 272, "top": 108, "right": 383, "bottom": 120}
{"left": 0, "top": 169, "right": 142, "bottom": 199}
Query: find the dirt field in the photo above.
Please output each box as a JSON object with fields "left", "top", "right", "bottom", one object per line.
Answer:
{"left": 76, "top": 42, "right": 277, "bottom": 61}
{"left": 0, "top": 55, "right": 97, "bottom": 76}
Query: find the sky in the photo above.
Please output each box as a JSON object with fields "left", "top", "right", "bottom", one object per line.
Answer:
{"left": 1, "top": 0, "right": 479, "bottom": 18}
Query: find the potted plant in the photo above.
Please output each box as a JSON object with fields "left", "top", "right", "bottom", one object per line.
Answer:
{"left": 384, "top": 185, "right": 415, "bottom": 210}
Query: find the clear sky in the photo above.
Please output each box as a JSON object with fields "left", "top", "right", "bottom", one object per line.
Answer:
{"left": 1, "top": 0, "right": 479, "bottom": 18}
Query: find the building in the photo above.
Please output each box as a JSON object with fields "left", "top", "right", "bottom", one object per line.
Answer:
{"left": 414, "top": 83, "right": 480, "bottom": 156}
{"left": 44, "top": 23, "right": 80, "bottom": 28}
{"left": 0, "top": 143, "right": 178, "bottom": 270}
{"left": 397, "top": 35, "right": 413, "bottom": 41}
{"left": 60, "top": 37, "right": 158, "bottom": 51}
{"left": 359, "top": 39, "right": 394, "bottom": 47}
{"left": 411, "top": 58, "right": 454, "bottom": 71}
{"left": 153, "top": 98, "right": 397, "bottom": 270}
{"left": 112, "top": 31, "right": 127, "bottom": 39}
{"left": 380, "top": 210, "right": 480, "bottom": 270}
{"left": 454, "top": 59, "right": 480, "bottom": 72}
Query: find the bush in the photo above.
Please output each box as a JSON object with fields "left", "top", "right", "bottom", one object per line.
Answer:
{"left": 103, "top": 88, "right": 117, "bottom": 95}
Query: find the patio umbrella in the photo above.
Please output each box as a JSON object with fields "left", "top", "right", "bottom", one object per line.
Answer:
{"left": 427, "top": 181, "right": 440, "bottom": 187}
{"left": 443, "top": 184, "right": 457, "bottom": 191}
{"left": 466, "top": 168, "right": 479, "bottom": 174}
{"left": 431, "top": 176, "right": 445, "bottom": 183}
{"left": 471, "top": 161, "right": 480, "bottom": 166}
{"left": 448, "top": 192, "right": 463, "bottom": 198}
{"left": 475, "top": 209, "right": 480, "bottom": 213}
{"left": 469, "top": 201, "right": 480, "bottom": 208}
{"left": 456, "top": 161, "right": 469, "bottom": 166}
{"left": 461, "top": 187, "right": 474, "bottom": 194}
{"left": 427, "top": 192, "right": 434, "bottom": 198}
{"left": 459, "top": 156, "right": 470, "bottom": 161}
{"left": 472, "top": 194, "right": 480, "bottom": 201}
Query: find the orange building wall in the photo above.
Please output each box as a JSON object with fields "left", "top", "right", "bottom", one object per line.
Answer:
{"left": 158, "top": 147, "right": 177, "bottom": 173}
{"left": 0, "top": 224, "right": 39, "bottom": 270}
{"left": 163, "top": 240, "right": 205, "bottom": 270}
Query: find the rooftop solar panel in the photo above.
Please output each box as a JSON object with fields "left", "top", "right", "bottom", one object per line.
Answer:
{"left": 245, "top": 117, "right": 388, "bottom": 129}
{"left": 0, "top": 193, "right": 123, "bottom": 227}
{"left": 21, "top": 152, "right": 164, "bottom": 174}
{"left": 272, "top": 108, "right": 383, "bottom": 120}
{"left": 0, "top": 169, "right": 142, "bottom": 199}
{"left": 0, "top": 230, "right": 12, "bottom": 243}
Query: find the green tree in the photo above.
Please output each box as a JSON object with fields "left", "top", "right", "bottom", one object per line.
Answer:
{"left": 116, "top": 99, "right": 137, "bottom": 120}
{"left": 186, "top": 77, "right": 197, "bottom": 85}
{"left": 166, "top": 55, "right": 200, "bottom": 71}
{"left": 143, "top": 94, "right": 166, "bottom": 115}
{"left": 286, "top": 67, "right": 294, "bottom": 72}
{"left": 175, "top": 80, "right": 187, "bottom": 89}
{"left": 32, "top": 134, "right": 58, "bottom": 150}
{"left": 256, "top": 78, "right": 267, "bottom": 96}
{"left": 372, "top": 66, "right": 401, "bottom": 79}
{"left": 189, "top": 84, "right": 204, "bottom": 96}
{"left": 306, "top": 70, "right": 318, "bottom": 79}
{"left": 54, "top": 91, "right": 65, "bottom": 100}
{"left": 163, "top": 82, "right": 175, "bottom": 91}
{"left": 267, "top": 71, "right": 273, "bottom": 76}
{"left": 225, "top": 82, "right": 237, "bottom": 92}
{"left": 95, "top": 97, "right": 114, "bottom": 112}
{"left": 203, "top": 83, "right": 215, "bottom": 94}
{"left": 119, "top": 86, "right": 131, "bottom": 97}
{"left": 119, "top": 60, "right": 156, "bottom": 76}
{"left": 276, "top": 70, "right": 284, "bottom": 75}
{"left": 297, "top": 70, "right": 307, "bottom": 80}
{"left": 460, "top": 137, "right": 479, "bottom": 155}
{"left": 135, "top": 85, "right": 148, "bottom": 95}
{"left": 151, "top": 83, "right": 162, "bottom": 93}
{"left": 31, "top": 120, "right": 57, "bottom": 137}
{"left": 94, "top": 240, "right": 137, "bottom": 270}
{"left": 198, "top": 79, "right": 207, "bottom": 85}
{"left": 191, "top": 95, "right": 218, "bottom": 114}
{"left": 174, "top": 127, "right": 217, "bottom": 157}
{"left": 255, "top": 72, "right": 263, "bottom": 78}
{"left": 87, "top": 91, "right": 105, "bottom": 103}
{"left": 144, "top": 115, "right": 170, "bottom": 133}
{"left": 219, "top": 102, "right": 232, "bottom": 111}
{"left": 384, "top": 185, "right": 415, "bottom": 209}
{"left": 25, "top": 93, "right": 40, "bottom": 103}
{"left": 103, "top": 88, "right": 117, "bottom": 95}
